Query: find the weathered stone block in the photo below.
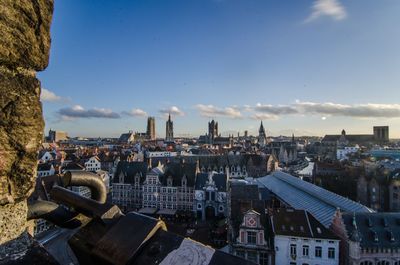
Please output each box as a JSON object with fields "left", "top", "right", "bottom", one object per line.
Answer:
{"left": 0, "top": 70, "right": 44, "bottom": 206}
{"left": 0, "top": 0, "right": 54, "bottom": 71}
{"left": 0, "top": 200, "right": 28, "bottom": 245}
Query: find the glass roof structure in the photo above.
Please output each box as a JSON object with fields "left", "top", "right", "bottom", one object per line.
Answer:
{"left": 257, "top": 171, "right": 374, "bottom": 227}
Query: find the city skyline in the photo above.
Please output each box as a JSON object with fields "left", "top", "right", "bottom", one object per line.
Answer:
{"left": 39, "top": 0, "right": 400, "bottom": 137}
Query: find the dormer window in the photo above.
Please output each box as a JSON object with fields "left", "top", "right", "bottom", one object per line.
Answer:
{"left": 371, "top": 230, "right": 378, "bottom": 242}
{"left": 387, "top": 230, "right": 395, "bottom": 242}
{"left": 367, "top": 217, "right": 373, "bottom": 227}
{"left": 182, "top": 176, "right": 187, "bottom": 186}
{"left": 167, "top": 177, "right": 173, "bottom": 186}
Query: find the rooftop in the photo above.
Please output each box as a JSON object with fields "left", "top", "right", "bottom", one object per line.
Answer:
{"left": 257, "top": 171, "right": 373, "bottom": 227}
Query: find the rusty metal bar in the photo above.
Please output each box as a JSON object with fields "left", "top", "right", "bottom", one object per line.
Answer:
{"left": 61, "top": 171, "right": 107, "bottom": 203}
{"left": 27, "top": 200, "right": 81, "bottom": 228}
{"left": 49, "top": 186, "right": 120, "bottom": 220}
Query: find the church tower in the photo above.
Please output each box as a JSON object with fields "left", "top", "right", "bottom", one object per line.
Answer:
{"left": 208, "top": 119, "right": 218, "bottom": 144}
{"left": 258, "top": 121, "right": 267, "bottom": 147}
{"left": 146, "top": 117, "right": 156, "bottom": 140}
{"left": 165, "top": 113, "right": 174, "bottom": 141}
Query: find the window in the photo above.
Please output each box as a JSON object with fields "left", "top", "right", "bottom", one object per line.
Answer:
{"left": 290, "top": 244, "right": 297, "bottom": 257}
{"left": 247, "top": 251, "right": 257, "bottom": 263}
{"left": 377, "top": 261, "right": 390, "bottom": 265}
{"left": 247, "top": 231, "right": 257, "bottom": 244}
{"left": 302, "top": 245, "right": 309, "bottom": 257}
{"left": 259, "top": 252, "right": 268, "bottom": 265}
{"left": 328, "top": 247, "right": 335, "bottom": 259}
{"left": 315, "top": 246, "right": 322, "bottom": 258}
{"left": 235, "top": 250, "right": 245, "bottom": 258}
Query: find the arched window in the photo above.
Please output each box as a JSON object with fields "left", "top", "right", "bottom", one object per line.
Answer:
{"left": 377, "top": 261, "right": 390, "bottom": 265}
{"left": 360, "top": 261, "right": 373, "bottom": 265}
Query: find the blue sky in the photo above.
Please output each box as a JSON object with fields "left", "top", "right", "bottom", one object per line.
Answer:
{"left": 39, "top": 0, "right": 400, "bottom": 138}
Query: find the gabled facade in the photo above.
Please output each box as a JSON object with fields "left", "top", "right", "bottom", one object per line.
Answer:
{"left": 85, "top": 156, "right": 101, "bottom": 172}
{"left": 231, "top": 209, "right": 272, "bottom": 265}
{"left": 194, "top": 172, "right": 228, "bottom": 220}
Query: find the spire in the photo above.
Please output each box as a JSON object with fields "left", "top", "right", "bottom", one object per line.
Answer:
{"left": 168, "top": 112, "right": 171, "bottom": 121}
{"left": 350, "top": 212, "right": 361, "bottom": 242}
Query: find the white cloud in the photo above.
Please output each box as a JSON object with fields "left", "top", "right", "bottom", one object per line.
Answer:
{"left": 254, "top": 101, "right": 400, "bottom": 119}
{"left": 251, "top": 113, "right": 279, "bottom": 121}
{"left": 159, "top": 106, "right": 185, "bottom": 117}
{"left": 123, "top": 108, "right": 148, "bottom": 118}
{"left": 305, "top": 0, "right": 347, "bottom": 23}
{"left": 195, "top": 104, "right": 242, "bottom": 119}
{"left": 41, "top": 88, "right": 62, "bottom": 102}
{"left": 58, "top": 105, "right": 120, "bottom": 120}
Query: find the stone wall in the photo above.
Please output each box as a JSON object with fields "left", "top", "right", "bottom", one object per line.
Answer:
{"left": 0, "top": 0, "right": 54, "bottom": 247}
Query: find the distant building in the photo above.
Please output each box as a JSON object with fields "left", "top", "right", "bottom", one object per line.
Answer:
{"left": 337, "top": 145, "right": 360, "bottom": 160}
{"left": 118, "top": 131, "right": 135, "bottom": 144}
{"left": 112, "top": 160, "right": 196, "bottom": 214}
{"left": 272, "top": 208, "right": 340, "bottom": 265}
{"left": 37, "top": 163, "right": 55, "bottom": 177}
{"left": 84, "top": 156, "right": 101, "bottom": 172}
{"left": 320, "top": 127, "right": 390, "bottom": 159}
{"left": 357, "top": 169, "right": 400, "bottom": 212}
{"left": 141, "top": 161, "right": 196, "bottom": 214}
{"left": 48, "top": 129, "right": 68, "bottom": 142}
{"left": 373, "top": 126, "right": 390, "bottom": 143}
{"left": 165, "top": 113, "right": 174, "bottom": 141}
{"left": 147, "top": 116, "right": 156, "bottom": 140}
{"left": 39, "top": 150, "right": 56, "bottom": 163}
{"left": 112, "top": 161, "right": 147, "bottom": 211}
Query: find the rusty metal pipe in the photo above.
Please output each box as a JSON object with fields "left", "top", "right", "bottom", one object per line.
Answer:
{"left": 27, "top": 200, "right": 81, "bottom": 229}
{"left": 50, "top": 186, "right": 120, "bottom": 220}
{"left": 61, "top": 171, "right": 107, "bottom": 203}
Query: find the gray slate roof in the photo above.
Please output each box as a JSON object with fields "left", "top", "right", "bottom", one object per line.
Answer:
{"left": 114, "top": 161, "right": 147, "bottom": 184}
{"left": 343, "top": 212, "right": 400, "bottom": 249}
{"left": 257, "top": 171, "right": 373, "bottom": 227}
{"left": 271, "top": 208, "right": 339, "bottom": 240}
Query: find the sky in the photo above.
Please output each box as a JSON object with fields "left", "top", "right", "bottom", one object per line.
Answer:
{"left": 39, "top": 0, "right": 400, "bottom": 138}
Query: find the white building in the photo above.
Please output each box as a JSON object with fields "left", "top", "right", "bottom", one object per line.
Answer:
{"left": 272, "top": 209, "right": 340, "bottom": 265}
{"left": 37, "top": 163, "right": 55, "bottom": 177}
{"left": 336, "top": 145, "right": 360, "bottom": 160}
{"left": 39, "top": 151, "right": 56, "bottom": 163}
{"left": 85, "top": 156, "right": 101, "bottom": 172}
